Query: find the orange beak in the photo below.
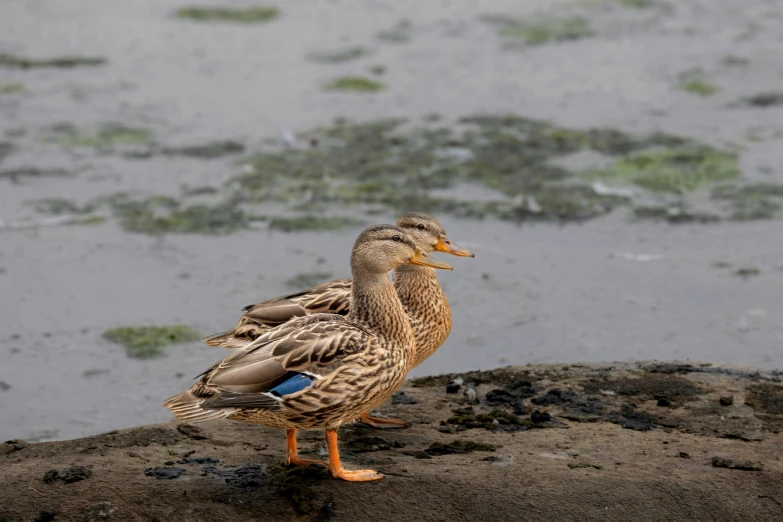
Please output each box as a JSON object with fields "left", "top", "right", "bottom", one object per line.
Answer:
{"left": 408, "top": 246, "right": 453, "bottom": 270}
{"left": 434, "top": 235, "right": 475, "bottom": 258}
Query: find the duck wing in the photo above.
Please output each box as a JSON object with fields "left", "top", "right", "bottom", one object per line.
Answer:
{"left": 204, "top": 279, "right": 353, "bottom": 348}
{"left": 198, "top": 313, "right": 372, "bottom": 410}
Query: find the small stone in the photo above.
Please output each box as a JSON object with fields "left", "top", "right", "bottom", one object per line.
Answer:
{"left": 657, "top": 398, "right": 672, "bottom": 407}
{"left": 531, "top": 410, "right": 554, "bottom": 424}
{"left": 163, "top": 460, "right": 175, "bottom": 465}
{"left": 59, "top": 465, "right": 92, "bottom": 483}
{"left": 391, "top": 392, "right": 418, "bottom": 405}
{"left": 84, "top": 501, "right": 117, "bottom": 520}
{"left": 446, "top": 383, "right": 461, "bottom": 393}
{"left": 719, "top": 396, "right": 734, "bottom": 406}
{"left": 711, "top": 457, "right": 763, "bottom": 471}
{"left": 145, "top": 466, "right": 186, "bottom": 479}
{"left": 43, "top": 465, "right": 91, "bottom": 484}
{"left": 177, "top": 424, "right": 207, "bottom": 440}
{"left": 678, "top": 452, "right": 691, "bottom": 459}
{"left": 34, "top": 510, "right": 56, "bottom": 522}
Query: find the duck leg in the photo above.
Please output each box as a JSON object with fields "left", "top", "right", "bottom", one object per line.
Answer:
{"left": 325, "top": 429, "right": 384, "bottom": 482}
{"left": 286, "top": 429, "right": 327, "bottom": 467}
{"left": 358, "top": 412, "right": 409, "bottom": 429}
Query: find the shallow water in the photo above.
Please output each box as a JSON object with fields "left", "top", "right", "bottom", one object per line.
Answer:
{"left": 1, "top": 0, "right": 783, "bottom": 441}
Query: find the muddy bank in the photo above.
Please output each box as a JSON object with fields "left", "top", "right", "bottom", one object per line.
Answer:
{"left": 2, "top": 362, "right": 781, "bottom": 521}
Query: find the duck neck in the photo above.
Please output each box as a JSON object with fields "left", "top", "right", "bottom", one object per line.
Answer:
{"left": 349, "top": 270, "right": 413, "bottom": 348}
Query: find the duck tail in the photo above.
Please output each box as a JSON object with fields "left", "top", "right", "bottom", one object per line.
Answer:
{"left": 162, "top": 387, "right": 233, "bottom": 423}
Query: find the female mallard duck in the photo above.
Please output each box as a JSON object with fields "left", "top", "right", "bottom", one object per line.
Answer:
{"left": 164, "top": 225, "right": 453, "bottom": 481}
{"left": 204, "top": 212, "right": 474, "bottom": 428}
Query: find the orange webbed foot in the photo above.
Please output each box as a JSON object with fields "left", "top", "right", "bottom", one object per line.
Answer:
{"left": 326, "top": 428, "right": 385, "bottom": 482}
{"left": 358, "top": 412, "right": 409, "bottom": 429}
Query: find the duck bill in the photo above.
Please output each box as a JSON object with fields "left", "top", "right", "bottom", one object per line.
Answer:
{"left": 408, "top": 247, "right": 453, "bottom": 270}
{"left": 435, "top": 235, "right": 475, "bottom": 258}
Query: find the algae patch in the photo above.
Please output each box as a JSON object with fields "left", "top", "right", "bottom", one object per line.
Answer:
{"left": 0, "top": 83, "right": 23, "bottom": 94}
{"left": 678, "top": 70, "right": 719, "bottom": 97}
{"left": 231, "top": 115, "right": 746, "bottom": 224}
{"left": 485, "top": 16, "right": 594, "bottom": 45}
{"left": 0, "top": 53, "right": 106, "bottom": 69}
{"left": 103, "top": 325, "right": 200, "bottom": 359}
{"left": 47, "top": 124, "right": 154, "bottom": 150}
{"left": 308, "top": 47, "right": 371, "bottom": 64}
{"left": 583, "top": 148, "right": 740, "bottom": 194}
{"left": 268, "top": 215, "right": 365, "bottom": 232}
{"left": 324, "top": 76, "right": 386, "bottom": 92}
{"left": 176, "top": 6, "right": 279, "bottom": 24}
{"left": 110, "top": 196, "right": 249, "bottom": 236}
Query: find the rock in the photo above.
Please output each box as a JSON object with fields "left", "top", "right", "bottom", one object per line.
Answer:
{"left": 0, "top": 439, "right": 29, "bottom": 455}
{"left": 391, "top": 392, "right": 418, "bottom": 405}
{"left": 568, "top": 462, "right": 603, "bottom": 470}
{"left": 144, "top": 466, "right": 186, "bottom": 479}
{"left": 719, "top": 396, "right": 734, "bottom": 406}
{"left": 678, "top": 452, "right": 691, "bottom": 459}
{"left": 531, "top": 388, "right": 578, "bottom": 406}
{"left": 43, "top": 465, "right": 91, "bottom": 483}
{"left": 445, "top": 378, "right": 462, "bottom": 393}
{"left": 711, "top": 457, "right": 763, "bottom": 471}
{"left": 83, "top": 501, "right": 117, "bottom": 521}
{"left": 347, "top": 437, "right": 391, "bottom": 453}
{"left": 425, "top": 440, "right": 497, "bottom": 456}
{"left": 177, "top": 424, "right": 208, "bottom": 440}
{"left": 34, "top": 510, "right": 56, "bottom": 522}
{"left": 178, "top": 456, "right": 220, "bottom": 465}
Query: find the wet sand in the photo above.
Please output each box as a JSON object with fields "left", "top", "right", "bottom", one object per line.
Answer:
{"left": 2, "top": 0, "right": 783, "bottom": 441}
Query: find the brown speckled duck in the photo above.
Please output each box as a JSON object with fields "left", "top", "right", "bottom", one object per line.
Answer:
{"left": 204, "top": 212, "right": 474, "bottom": 428}
{"left": 164, "top": 225, "right": 453, "bottom": 481}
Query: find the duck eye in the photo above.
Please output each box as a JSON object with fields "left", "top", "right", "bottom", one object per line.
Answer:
{"left": 392, "top": 235, "right": 401, "bottom": 241}
{"left": 416, "top": 224, "right": 426, "bottom": 230}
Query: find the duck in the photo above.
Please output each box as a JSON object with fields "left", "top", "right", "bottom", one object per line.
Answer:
{"left": 164, "top": 225, "right": 454, "bottom": 481}
{"left": 204, "top": 212, "right": 474, "bottom": 428}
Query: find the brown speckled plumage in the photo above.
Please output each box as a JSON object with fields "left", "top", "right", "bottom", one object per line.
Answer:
{"left": 204, "top": 213, "right": 472, "bottom": 370}
{"left": 163, "top": 225, "right": 452, "bottom": 432}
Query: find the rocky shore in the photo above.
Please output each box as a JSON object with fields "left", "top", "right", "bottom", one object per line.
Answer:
{"left": 1, "top": 362, "right": 782, "bottom": 521}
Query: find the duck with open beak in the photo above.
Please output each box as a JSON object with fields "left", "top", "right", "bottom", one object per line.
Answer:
{"left": 204, "top": 212, "right": 475, "bottom": 429}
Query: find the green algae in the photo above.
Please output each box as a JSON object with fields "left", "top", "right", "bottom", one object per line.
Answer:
{"left": 49, "top": 124, "right": 154, "bottom": 150}
{"left": 711, "top": 183, "right": 783, "bottom": 220}
{"left": 324, "top": 76, "right": 386, "bottom": 92}
{"left": 308, "top": 47, "right": 371, "bottom": 64}
{"left": 0, "top": 54, "right": 106, "bottom": 69}
{"left": 31, "top": 198, "right": 98, "bottom": 215}
{"left": 268, "top": 216, "right": 365, "bottom": 232}
{"left": 161, "top": 140, "right": 245, "bottom": 158}
{"left": 0, "top": 83, "right": 23, "bottom": 94}
{"left": 491, "top": 17, "right": 594, "bottom": 45}
{"left": 734, "top": 267, "right": 760, "bottom": 279}
{"left": 115, "top": 198, "right": 249, "bottom": 236}
{"left": 176, "top": 6, "right": 279, "bottom": 24}
{"left": 583, "top": 148, "right": 740, "bottom": 194}
{"left": 678, "top": 70, "right": 719, "bottom": 96}
{"left": 230, "top": 115, "right": 743, "bottom": 224}
{"left": 103, "top": 325, "right": 200, "bottom": 359}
